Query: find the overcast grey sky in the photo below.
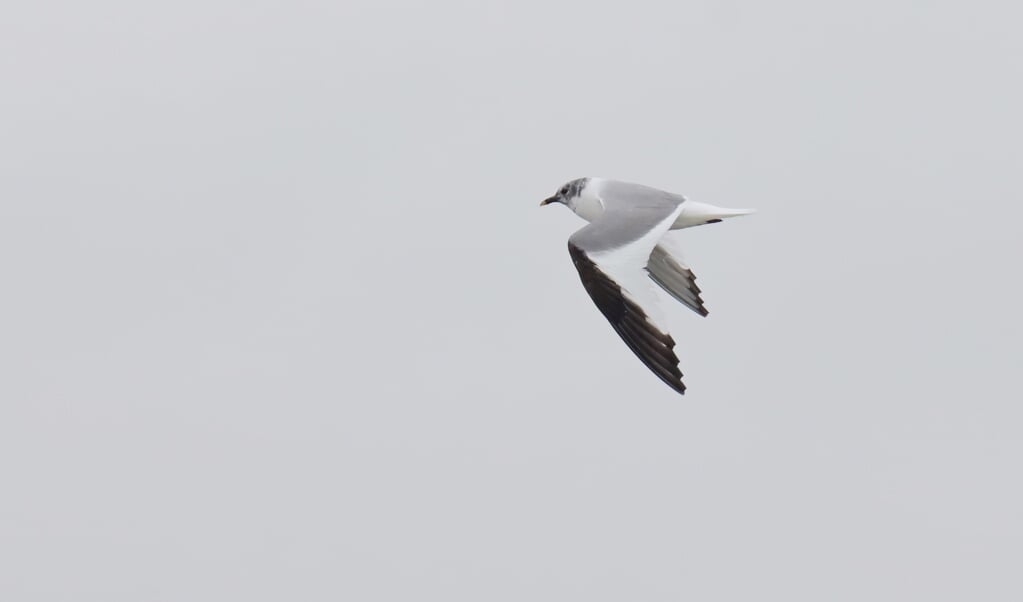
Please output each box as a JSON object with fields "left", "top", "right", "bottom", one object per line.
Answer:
{"left": 2, "top": 1, "right": 1021, "bottom": 600}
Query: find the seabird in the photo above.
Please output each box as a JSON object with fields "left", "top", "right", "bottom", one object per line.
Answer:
{"left": 541, "top": 178, "right": 753, "bottom": 395}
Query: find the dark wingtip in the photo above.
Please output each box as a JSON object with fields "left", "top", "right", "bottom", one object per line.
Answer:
{"left": 570, "top": 242, "right": 689, "bottom": 397}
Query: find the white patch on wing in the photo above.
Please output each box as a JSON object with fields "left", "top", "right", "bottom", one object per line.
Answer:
{"left": 587, "top": 204, "right": 685, "bottom": 336}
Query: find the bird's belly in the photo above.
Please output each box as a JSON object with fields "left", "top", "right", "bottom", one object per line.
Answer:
{"left": 573, "top": 196, "right": 605, "bottom": 223}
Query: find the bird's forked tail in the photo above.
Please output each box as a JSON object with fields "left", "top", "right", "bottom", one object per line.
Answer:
{"left": 670, "top": 200, "right": 755, "bottom": 230}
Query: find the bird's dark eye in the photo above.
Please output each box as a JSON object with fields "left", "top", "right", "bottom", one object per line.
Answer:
{"left": 560, "top": 186, "right": 568, "bottom": 195}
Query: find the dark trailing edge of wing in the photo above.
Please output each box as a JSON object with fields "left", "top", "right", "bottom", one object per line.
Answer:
{"left": 646, "top": 245, "right": 709, "bottom": 317}
{"left": 568, "top": 242, "right": 686, "bottom": 396}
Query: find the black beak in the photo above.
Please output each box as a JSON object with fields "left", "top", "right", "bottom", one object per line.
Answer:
{"left": 540, "top": 196, "right": 559, "bottom": 206}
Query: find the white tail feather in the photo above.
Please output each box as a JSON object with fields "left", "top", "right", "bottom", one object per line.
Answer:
{"left": 670, "top": 201, "right": 755, "bottom": 230}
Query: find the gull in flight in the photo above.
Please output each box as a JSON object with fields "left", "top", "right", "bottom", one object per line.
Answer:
{"left": 541, "top": 178, "right": 753, "bottom": 395}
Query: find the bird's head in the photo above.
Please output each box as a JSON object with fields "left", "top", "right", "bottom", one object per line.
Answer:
{"left": 540, "top": 178, "right": 589, "bottom": 208}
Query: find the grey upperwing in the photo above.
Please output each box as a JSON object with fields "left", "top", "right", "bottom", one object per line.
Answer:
{"left": 646, "top": 245, "right": 708, "bottom": 317}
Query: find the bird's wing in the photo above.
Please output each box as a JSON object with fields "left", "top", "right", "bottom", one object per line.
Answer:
{"left": 647, "top": 243, "right": 708, "bottom": 317}
{"left": 568, "top": 190, "right": 687, "bottom": 395}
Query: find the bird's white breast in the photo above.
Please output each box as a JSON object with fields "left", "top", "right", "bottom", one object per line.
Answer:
{"left": 572, "top": 191, "right": 605, "bottom": 223}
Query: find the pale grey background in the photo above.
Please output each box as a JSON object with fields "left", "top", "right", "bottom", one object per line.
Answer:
{"left": 2, "top": 1, "right": 1021, "bottom": 600}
